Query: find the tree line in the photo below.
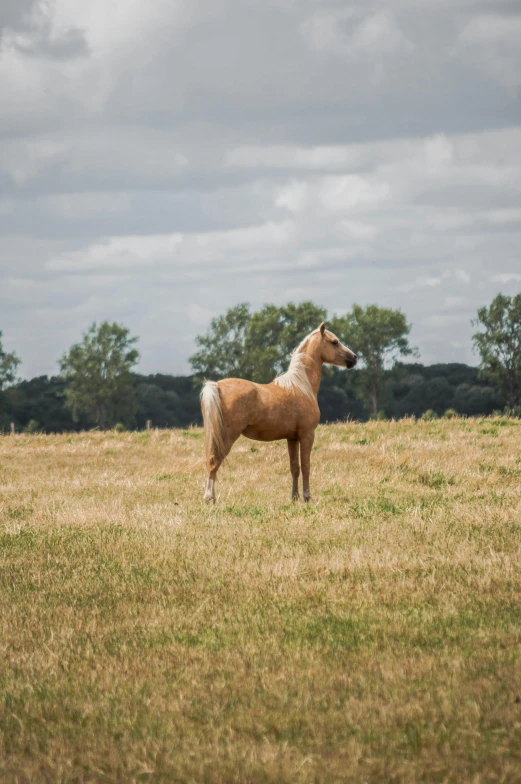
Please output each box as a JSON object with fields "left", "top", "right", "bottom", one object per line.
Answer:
{"left": 1, "top": 293, "right": 520, "bottom": 433}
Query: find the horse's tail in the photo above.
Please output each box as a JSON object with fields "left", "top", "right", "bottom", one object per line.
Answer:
{"left": 200, "top": 381, "right": 226, "bottom": 464}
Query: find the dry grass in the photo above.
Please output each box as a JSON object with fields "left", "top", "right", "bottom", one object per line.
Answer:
{"left": 1, "top": 417, "right": 521, "bottom": 783}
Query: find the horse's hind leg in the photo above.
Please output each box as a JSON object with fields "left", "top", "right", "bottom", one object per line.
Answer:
{"left": 287, "top": 438, "right": 300, "bottom": 501}
{"left": 204, "top": 470, "right": 217, "bottom": 503}
{"left": 204, "top": 450, "right": 222, "bottom": 503}
{"left": 204, "top": 434, "right": 238, "bottom": 503}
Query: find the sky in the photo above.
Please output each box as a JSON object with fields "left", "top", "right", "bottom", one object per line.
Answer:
{"left": 1, "top": 0, "right": 520, "bottom": 378}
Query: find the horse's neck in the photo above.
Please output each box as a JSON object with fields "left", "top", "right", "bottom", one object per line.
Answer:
{"left": 301, "top": 343, "right": 323, "bottom": 397}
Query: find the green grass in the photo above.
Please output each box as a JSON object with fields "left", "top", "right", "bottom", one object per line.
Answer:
{"left": 1, "top": 417, "right": 521, "bottom": 782}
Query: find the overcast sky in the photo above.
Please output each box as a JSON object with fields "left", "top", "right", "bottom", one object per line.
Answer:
{"left": 1, "top": 0, "right": 520, "bottom": 378}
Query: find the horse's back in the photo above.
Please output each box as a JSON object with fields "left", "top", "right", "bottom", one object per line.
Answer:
{"left": 217, "top": 377, "right": 258, "bottom": 407}
{"left": 216, "top": 378, "right": 260, "bottom": 435}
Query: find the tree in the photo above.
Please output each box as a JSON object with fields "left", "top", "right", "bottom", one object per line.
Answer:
{"left": 0, "top": 331, "right": 21, "bottom": 392}
{"left": 472, "top": 293, "right": 521, "bottom": 409}
{"left": 383, "top": 363, "right": 502, "bottom": 419}
{"left": 189, "top": 303, "right": 251, "bottom": 380}
{"left": 318, "top": 366, "right": 369, "bottom": 422}
{"left": 0, "top": 331, "right": 21, "bottom": 426}
{"left": 134, "top": 374, "right": 202, "bottom": 429}
{"left": 60, "top": 322, "right": 139, "bottom": 429}
{"left": 4, "top": 375, "right": 91, "bottom": 433}
{"left": 331, "top": 304, "right": 415, "bottom": 415}
{"left": 190, "top": 301, "right": 327, "bottom": 382}
{"left": 244, "top": 301, "right": 327, "bottom": 382}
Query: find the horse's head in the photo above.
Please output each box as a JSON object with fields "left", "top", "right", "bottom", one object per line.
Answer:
{"left": 317, "top": 322, "right": 358, "bottom": 369}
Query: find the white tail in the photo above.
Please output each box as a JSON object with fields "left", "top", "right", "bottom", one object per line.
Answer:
{"left": 200, "top": 381, "right": 226, "bottom": 464}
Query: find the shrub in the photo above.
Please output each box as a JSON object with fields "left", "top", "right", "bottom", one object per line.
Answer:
{"left": 503, "top": 406, "right": 521, "bottom": 418}
{"left": 421, "top": 409, "right": 438, "bottom": 421}
{"left": 370, "top": 410, "right": 388, "bottom": 421}
{"left": 24, "top": 419, "right": 41, "bottom": 434}
{"left": 443, "top": 408, "right": 458, "bottom": 419}
{"left": 113, "top": 423, "right": 126, "bottom": 433}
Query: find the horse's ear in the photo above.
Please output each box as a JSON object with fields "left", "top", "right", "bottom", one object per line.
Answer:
{"left": 319, "top": 322, "right": 326, "bottom": 336}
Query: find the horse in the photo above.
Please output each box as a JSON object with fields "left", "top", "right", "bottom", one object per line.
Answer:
{"left": 200, "top": 322, "right": 357, "bottom": 503}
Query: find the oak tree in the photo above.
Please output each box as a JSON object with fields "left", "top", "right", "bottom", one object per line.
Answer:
{"left": 473, "top": 293, "right": 521, "bottom": 409}
{"left": 60, "top": 321, "right": 139, "bottom": 429}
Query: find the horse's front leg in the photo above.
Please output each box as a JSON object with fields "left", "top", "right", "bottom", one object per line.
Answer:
{"left": 299, "top": 432, "right": 315, "bottom": 502}
{"left": 287, "top": 438, "right": 300, "bottom": 501}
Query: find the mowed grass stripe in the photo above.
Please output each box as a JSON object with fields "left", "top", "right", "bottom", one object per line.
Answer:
{"left": 1, "top": 418, "right": 521, "bottom": 782}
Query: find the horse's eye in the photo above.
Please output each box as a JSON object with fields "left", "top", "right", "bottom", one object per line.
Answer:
{"left": 332, "top": 340, "right": 339, "bottom": 346}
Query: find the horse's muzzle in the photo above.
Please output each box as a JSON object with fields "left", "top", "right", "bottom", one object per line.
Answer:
{"left": 346, "top": 357, "right": 357, "bottom": 369}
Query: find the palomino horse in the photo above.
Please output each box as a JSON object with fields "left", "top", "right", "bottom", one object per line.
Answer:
{"left": 200, "top": 322, "right": 357, "bottom": 503}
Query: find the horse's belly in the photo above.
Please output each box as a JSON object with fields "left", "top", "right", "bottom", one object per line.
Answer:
{"left": 242, "top": 405, "right": 299, "bottom": 441}
{"left": 242, "top": 422, "right": 298, "bottom": 442}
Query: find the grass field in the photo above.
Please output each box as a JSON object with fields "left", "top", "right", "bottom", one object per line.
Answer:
{"left": 1, "top": 418, "right": 521, "bottom": 783}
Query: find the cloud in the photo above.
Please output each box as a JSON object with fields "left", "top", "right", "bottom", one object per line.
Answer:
{"left": 46, "top": 221, "right": 295, "bottom": 273}
{"left": 47, "top": 233, "right": 184, "bottom": 271}
{"left": 456, "top": 13, "right": 521, "bottom": 90}
{"left": 319, "top": 175, "right": 391, "bottom": 212}
{"left": 490, "top": 273, "right": 521, "bottom": 284}
{"left": 1, "top": 0, "right": 521, "bottom": 378}
{"left": 45, "top": 191, "right": 132, "bottom": 219}
{"left": 301, "top": 8, "right": 413, "bottom": 65}
{"left": 397, "top": 270, "right": 472, "bottom": 295}
{"left": 275, "top": 181, "right": 308, "bottom": 213}
{"left": 0, "top": 0, "right": 38, "bottom": 30}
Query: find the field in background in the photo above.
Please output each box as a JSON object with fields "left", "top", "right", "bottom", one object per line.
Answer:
{"left": 1, "top": 419, "right": 521, "bottom": 782}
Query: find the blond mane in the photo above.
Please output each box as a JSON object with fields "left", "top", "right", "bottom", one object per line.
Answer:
{"left": 273, "top": 329, "right": 318, "bottom": 401}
